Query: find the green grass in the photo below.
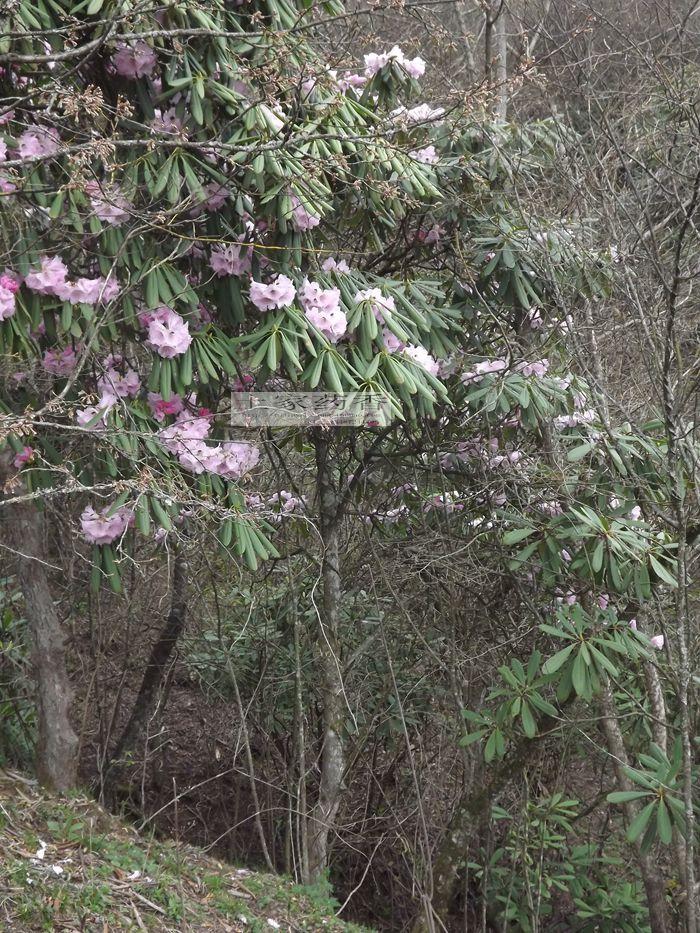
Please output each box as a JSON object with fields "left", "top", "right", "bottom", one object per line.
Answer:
{"left": 0, "top": 770, "right": 372, "bottom": 931}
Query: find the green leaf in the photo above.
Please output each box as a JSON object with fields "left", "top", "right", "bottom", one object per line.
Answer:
{"left": 649, "top": 554, "right": 678, "bottom": 588}
{"left": 503, "top": 526, "right": 536, "bottom": 545}
{"left": 627, "top": 800, "right": 656, "bottom": 844}
{"left": 566, "top": 441, "right": 596, "bottom": 462}
{"left": 520, "top": 702, "right": 537, "bottom": 738}
{"left": 542, "top": 644, "right": 575, "bottom": 675}
{"left": 607, "top": 790, "right": 650, "bottom": 804}
{"left": 572, "top": 651, "right": 588, "bottom": 696}
{"left": 656, "top": 799, "right": 672, "bottom": 844}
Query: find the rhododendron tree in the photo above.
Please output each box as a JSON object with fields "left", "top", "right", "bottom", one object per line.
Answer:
{"left": 0, "top": 0, "right": 693, "bottom": 914}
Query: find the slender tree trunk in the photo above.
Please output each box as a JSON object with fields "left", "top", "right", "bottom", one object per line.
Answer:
{"left": 106, "top": 549, "right": 188, "bottom": 778}
{"left": 0, "top": 474, "right": 78, "bottom": 791}
{"left": 599, "top": 682, "right": 672, "bottom": 933}
{"left": 494, "top": 2, "right": 508, "bottom": 121}
{"left": 485, "top": 0, "right": 509, "bottom": 121}
{"left": 307, "top": 434, "right": 345, "bottom": 883}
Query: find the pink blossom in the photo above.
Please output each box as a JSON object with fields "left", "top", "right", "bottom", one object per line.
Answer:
{"left": 85, "top": 181, "right": 131, "bottom": 225}
{"left": 402, "top": 345, "right": 440, "bottom": 376}
{"left": 629, "top": 505, "right": 642, "bottom": 521}
{"left": 111, "top": 41, "right": 157, "bottom": 79}
{"left": 233, "top": 373, "right": 255, "bottom": 392}
{"left": 97, "top": 361, "right": 140, "bottom": 402}
{"left": 158, "top": 413, "right": 211, "bottom": 463}
{"left": 629, "top": 619, "right": 637, "bottom": 631}
{"left": 13, "top": 446, "right": 33, "bottom": 468}
{"left": 17, "top": 126, "right": 60, "bottom": 159}
{"left": 299, "top": 279, "right": 341, "bottom": 315}
{"left": 151, "top": 108, "right": 185, "bottom": 135}
{"left": 210, "top": 243, "right": 252, "bottom": 277}
{"left": 0, "top": 281, "right": 16, "bottom": 320}
{"left": 404, "top": 56, "right": 426, "bottom": 79}
{"left": 0, "top": 176, "right": 16, "bottom": 194}
{"left": 208, "top": 441, "right": 260, "bottom": 479}
{"left": 203, "top": 182, "right": 230, "bottom": 212}
{"left": 411, "top": 145, "right": 438, "bottom": 164}
{"left": 0, "top": 139, "right": 6, "bottom": 162}
{"left": 146, "top": 307, "right": 192, "bottom": 358}
{"left": 305, "top": 304, "right": 347, "bottom": 343}
{"left": 58, "top": 275, "right": 119, "bottom": 305}
{"left": 43, "top": 346, "right": 77, "bottom": 376}
{"left": 381, "top": 327, "right": 403, "bottom": 352}
{"left": 290, "top": 194, "right": 320, "bottom": 232}
{"left": 461, "top": 359, "right": 508, "bottom": 384}
{"left": 337, "top": 73, "right": 366, "bottom": 92}
{"left": 25, "top": 255, "right": 69, "bottom": 296}
{"left": 364, "top": 46, "right": 424, "bottom": 79}
{"left": 354, "top": 287, "right": 395, "bottom": 323}
{"left": 322, "top": 257, "right": 350, "bottom": 273}
{"left": 517, "top": 359, "right": 549, "bottom": 378}
{"left": 650, "top": 634, "right": 664, "bottom": 650}
{"left": 249, "top": 274, "right": 296, "bottom": 312}
{"left": 391, "top": 103, "right": 445, "bottom": 124}
{"left": 147, "top": 391, "right": 185, "bottom": 421}
{"left": 80, "top": 504, "right": 133, "bottom": 545}
{"left": 598, "top": 593, "right": 609, "bottom": 611}
{"left": 76, "top": 404, "right": 111, "bottom": 430}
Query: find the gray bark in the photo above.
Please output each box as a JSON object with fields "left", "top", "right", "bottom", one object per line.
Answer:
{"left": 307, "top": 434, "right": 345, "bottom": 883}
{"left": 0, "top": 471, "right": 78, "bottom": 791}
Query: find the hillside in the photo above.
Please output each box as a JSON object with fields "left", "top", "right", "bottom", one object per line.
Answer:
{"left": 0, "top": 771, "right": 369, "bottom": 932}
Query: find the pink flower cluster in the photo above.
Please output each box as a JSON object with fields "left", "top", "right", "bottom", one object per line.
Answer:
{"left": 97, "top": 355, "right": 141, "bottom": 405}
{"left": 364, "top": 46, "right": 426, "bottom": 80}
{"left": 250, "top": 274, "right": 296, "bottom": 312}
{"left": 299, "top": 279, "right": 347, "bottom": 342}
{"left": 290, "top": 194, "right": 320, "bottom": 232}
{"left": 13, "top": 446, "right": 34, "bottom": 468}
{"left": 410, "top": 145, "right": 438, "bottom": 165}
{"left": 461, "top": 358, "right": 509, "bottom": 384}
{"left": 267, "top": 490, "right": 307, "bottom": 522}
{"left": 391, "top": 104, "right": 445, "bottom": 124}
{"left": 148, "top": 391, "right": 185, "bottom": 421}
{"left": 111, "top": 41, "right": 157, "bottom": 79}
{"left": 85, "top": 181, "right": 131, "bottom": 225}
{"left": 144, "top": 307, "right": 192, "bottom": 358}
{"left": 402, "top": 344, "right": 440, "bottom": 376}
{"left": 354, "top": 287, "right": 395, "bottom": 323}
{"left": 210, "top": 243, "right": 253, "bottom": 277}
{"left": 159, "top": 412, "right": 260, "bottom": 480}
{"left": 322, "top": 257, "right": 350, "bottom": 273}
{"left": 43, "top": 345, "right": 78, "bottom": 376}
{"left": 18, "top": 126, "right": 60, "bottom": 159}
{"left": 0, "top": 272, "right": 19, "bottom": 321}
{"left": 25, "top": 256, "right": 119, "bottom": 305}
{"left": 81, "top": 504, "right": 133, "bottom": 545}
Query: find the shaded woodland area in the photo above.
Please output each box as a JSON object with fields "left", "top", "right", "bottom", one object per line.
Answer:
{"left": 0, "top": 0, "right": 699, "bottom": 930}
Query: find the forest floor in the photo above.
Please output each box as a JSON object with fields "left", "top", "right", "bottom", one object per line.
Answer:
{"left": 0, "top": 770, "right": 370, "bottom": 932}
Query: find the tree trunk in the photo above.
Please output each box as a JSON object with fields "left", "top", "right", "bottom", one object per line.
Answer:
{"left": 599, "top": 681, "right": 672, "bottom": 933}
{"left": 307, "top": 434, "right": 345, "bottom": 883}
{"left": 106, "top": 549, "right": 188, "bottom": 778}
{"left": 485, "top": 0, "right": 509, "bottom": 121}
{"left": 0, "top": 476, "right": 78, "bottom": 791}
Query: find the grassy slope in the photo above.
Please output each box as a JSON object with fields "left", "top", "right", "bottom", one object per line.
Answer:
{"left": 0, "top": 771, "right": 370, "bottom": 932}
